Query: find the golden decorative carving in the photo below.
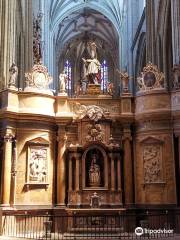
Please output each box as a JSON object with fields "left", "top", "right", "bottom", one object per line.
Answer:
{"left": 137, "top": 62, "right": 165, "bottom": 92}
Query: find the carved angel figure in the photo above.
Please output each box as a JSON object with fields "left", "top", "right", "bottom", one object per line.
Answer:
{"left": 59, "top": 70, "right": 68, "bottom": 93}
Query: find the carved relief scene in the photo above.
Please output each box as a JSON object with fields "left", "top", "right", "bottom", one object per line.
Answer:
{"left": 28, "top": 147, "right": 47, "bottom": 183}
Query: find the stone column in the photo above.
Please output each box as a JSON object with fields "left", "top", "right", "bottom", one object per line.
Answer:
{"left": 123, "top": 126, "right": 133, "bottom": 205}
{"left": 0, "top": 0, "right": 17, "bottom": 88}
{"left": 1, "top": 133, "right": 13, "bottom": 206}
{"left": 146, "top": 0, "right": 156, "bottom": 64}
{"left": 171, "top": 0, "right": 180, "bottom": 65}
{"left": 117, "top": 155, "right": 122, "bottom": 191}
{"left": 75, "top": 154, "right": 80, "bottom": 191}
{"left": 10, "top": 138, "right": 17, "bottom": 206}
{"left": 110, "top": 153, "right": 115, "bottom": 191}
{"left": 57, "top": 125, "right": 67, "bottom": 207}
{"left": 68, "top": 157, "right": 72, "bottom": 192}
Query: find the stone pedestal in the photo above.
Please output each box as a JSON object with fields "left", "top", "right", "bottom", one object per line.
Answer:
{"left": 87, "top": 84, "right": 101, "bottom": 95}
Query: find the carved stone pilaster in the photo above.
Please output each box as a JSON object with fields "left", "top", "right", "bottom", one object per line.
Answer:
{"left": 2, "top": 133, "right": 13, "bottom": 206}
{"left": 57, "top": 124, "right": 67, "bottom": 207}
{"left": 122, "top": 126, "right": 133, "bottom": 205}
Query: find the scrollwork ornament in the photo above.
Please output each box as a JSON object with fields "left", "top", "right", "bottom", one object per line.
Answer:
{"left": 73, "top": 102, "right": 107, "bottom": 121}
{"left": 137, "top": 62, "right": 165, "bottom": 92}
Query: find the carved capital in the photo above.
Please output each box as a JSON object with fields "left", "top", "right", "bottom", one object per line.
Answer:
{"left": 4, "top": 133, "right": 14, "bottom": 142}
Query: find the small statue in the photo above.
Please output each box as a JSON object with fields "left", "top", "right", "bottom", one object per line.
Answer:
{"left": 59, "top": 70, "right": 68, "bottom": 93}
{"left": 116, "top": 69, "right": 130, "bottom": 93}
{"left": 137, "top": 74, "right": 146, "bottom": 90}
{"left": 89, "top": 154, "right": 101, "bottom": 187}
{"left": 107, "top": 82, "right": 113, "bottom": 96}
{"left": 9, "top": 63, "right": 18, "bottom": 87}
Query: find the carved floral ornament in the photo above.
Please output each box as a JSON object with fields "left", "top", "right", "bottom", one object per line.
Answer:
{"left": 73, "top": 102, "right": 109, "bottom": 121}
{"left": 25, "top": 63, "right": 52, "bottom": 89}
{"left": 137, "top": 63, "right": 165, "bottom": 92}
{"left": 85, "top": 123, "right": 104, "bottom": 142}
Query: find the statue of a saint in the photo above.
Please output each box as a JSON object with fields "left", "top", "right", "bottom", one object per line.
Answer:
{"left": 9, "top": 63, "right": 18, "bottom": 87}
{"left": 89, "top": 154, "right": 101, "bottom": 187}
{"left": 82, "top": 42, "right": 101, "bottom": 84}
{"left": 59, "top": 70, "right": 68, "bottom": 93}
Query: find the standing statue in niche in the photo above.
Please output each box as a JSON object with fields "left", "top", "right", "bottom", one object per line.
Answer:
{"left": 9, "top": 63, "right": 18, "bottom": 88}
{"left": 89, "top": 154, "right": 101, "bottom": 187}
{"left": 116, "top": 69, "right": 130, "bottom": 93}
{"left": 82, "top": 42, "right": 101, "bottom": 84}
{"left": 59, "top": 70, "right": 68, "bottom": 94}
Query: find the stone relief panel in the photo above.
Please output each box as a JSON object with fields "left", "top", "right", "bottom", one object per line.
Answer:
{"left": 28, "top": 146, "right": 48, "bottom": 183}
{"left": 143, "top": 144, "right": 163, "bottom": 183}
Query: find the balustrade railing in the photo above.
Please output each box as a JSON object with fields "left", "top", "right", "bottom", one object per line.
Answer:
{"left": 0, "top": 211, "right": 179, "bottom": 239}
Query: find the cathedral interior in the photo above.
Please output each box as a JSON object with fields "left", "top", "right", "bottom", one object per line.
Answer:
{"left": 0, "top": 0, "right": 180, "bottom": 239}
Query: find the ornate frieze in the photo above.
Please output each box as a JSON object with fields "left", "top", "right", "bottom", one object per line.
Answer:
{"left": 137, "top": 63, "right": 165, "bottom": 92}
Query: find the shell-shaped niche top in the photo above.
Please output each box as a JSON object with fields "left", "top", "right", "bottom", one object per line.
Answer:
{"left": 137, "top": 62, "right": 165, "bottom": 92}
{"left": 24, "top": 63, "right": 53, "bottom": 95}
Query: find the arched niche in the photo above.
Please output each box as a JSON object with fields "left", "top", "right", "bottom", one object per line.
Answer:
{"left": 82, "top": 144, "right": 108, "bottom": 190}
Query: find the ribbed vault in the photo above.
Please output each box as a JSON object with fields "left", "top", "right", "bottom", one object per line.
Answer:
{"left": 44, "top": 0, "right": 124, "bottom": 90}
